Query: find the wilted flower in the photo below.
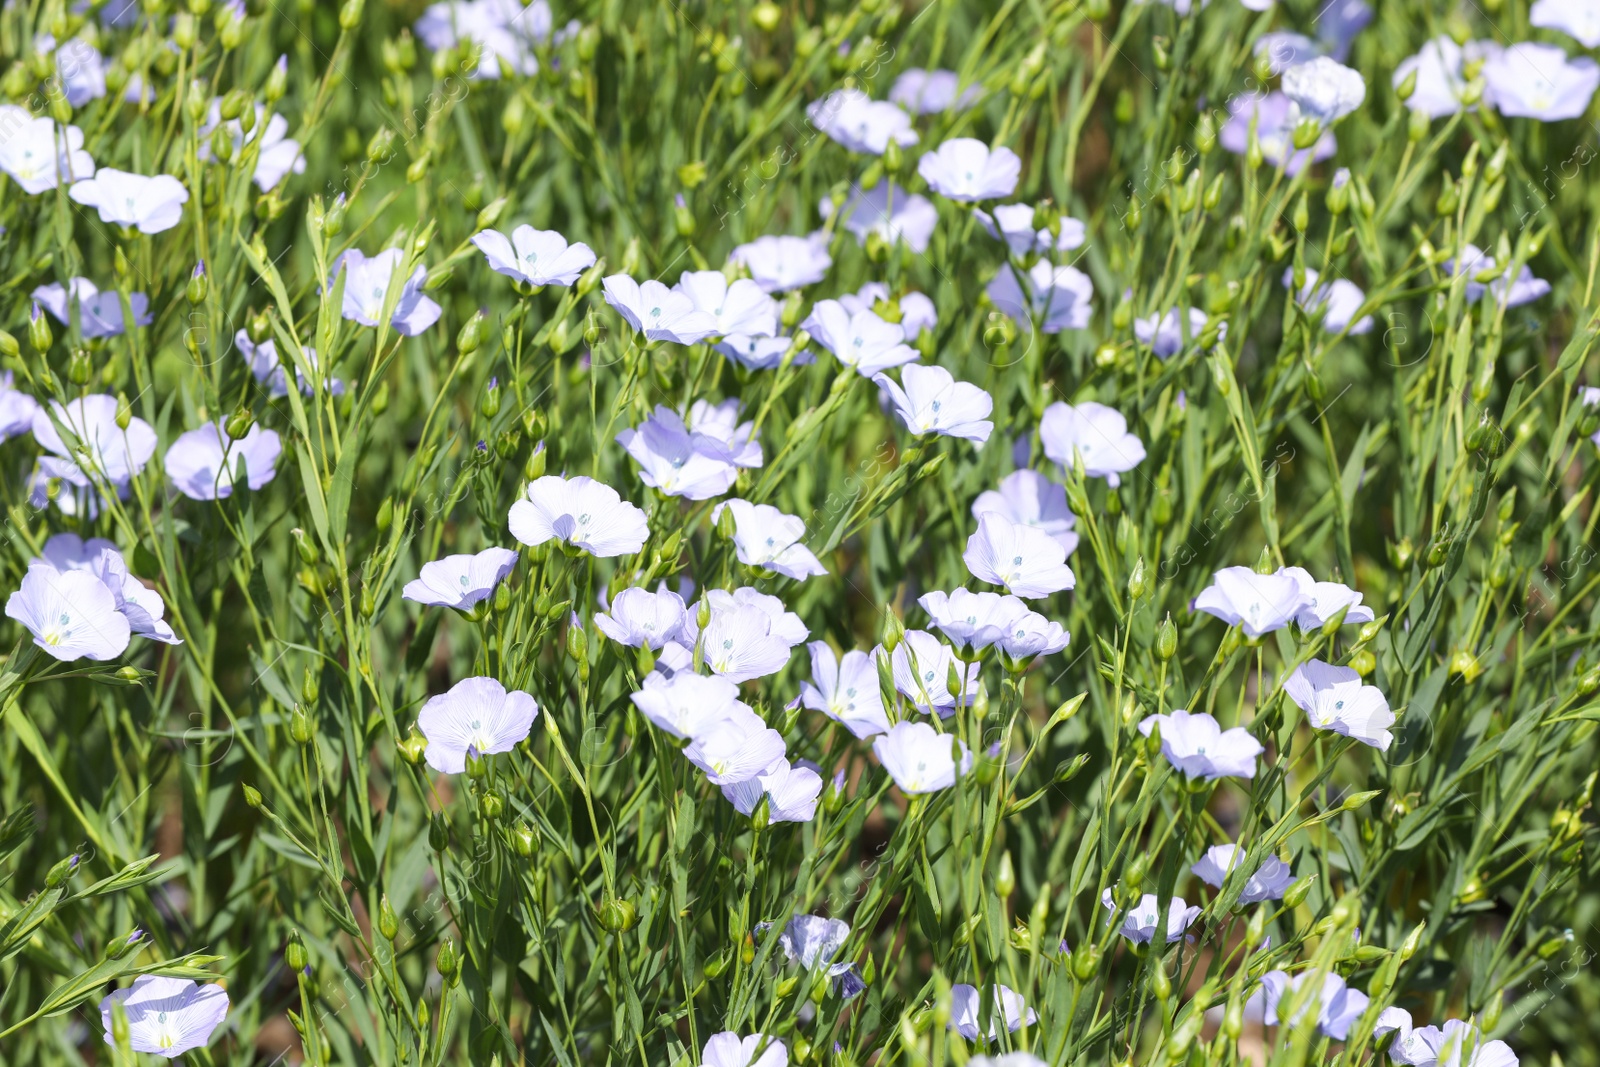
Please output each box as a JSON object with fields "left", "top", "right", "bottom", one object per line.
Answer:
{"left": 917, "top": 138, "right": 1022, "bottom": 201}
{"left": 1484, "top": 43, "right": 1600, "bottom": 121}
{"left": 730, "top": 234, "right": 833, "bottom": 293}
{"left": 1138, "top": 709, "right": 1263, "bottom": 780}
{"left": 713, "top": 499, "right": 827, "bottom": 579}
{"left": 30, "top": 279, "right": 151, "bottom": 340}
{"left": 887, "top": 629, "right": 981, "bottom": 716}
{"left": 1533, "top": 0, "right": 1600, "bottom": 48}
{"left": 1102, "top": 888, "right": 1202, "bottom": 943}
{"left": 1280, "top": 566, "right": 1375, "bottom": 628}
{"left": 988, "top": 261, "right": 1095, "bottom": 333}
{"left": 603, "top": 274, "right": 719, "bottom": 344}
{"left": 1285, "top": 659, "right": 1396, "bottom": 750}
{"left": 99, "top": 976, "right": 229, "bottom": 1059}
{"left": 507, "top": 475, "right": 650, "bottom": 557}
{"left": 1256, "top": 971, "right": 1369, "bottom": 1040}
{"left": 963, "top": 512, "right": 1076, "bottom": 598}
{"left": 948, "top": 983, "right": 1037, "bottom": 1040}
{"left": 918, "top": 588, "right": 1030, "bottom": 651}
{"left": 838, "top": 283, "right": 938, "bottom": 339}
{"left": 674, "top": 271, "right": 780, "bottom": 336}
{"left": 198, "top": 102, "right": 306, "bottom": 190}
{"left": 1039, "top": 401, "right": 1146, "bottom": 487}
{"left": 1192, "top": 566, "right": 1307, "bottom": 637}
{"left": 975, "top": 203, "right": 1087, "bottom": 257}
{"left": 403, "top": 547, "right": 519, "bottom": 611}
{"left": 472, "top": 226, "right": 597, "bottom": 287}
{"left": 6, "top": 567, "right": 131, "bottom": 661}
{"left": 70, "top": 169, "right": 189, "bottom": 234}
{"left": 1134, "top": 307, "right": 1222, "bottom": 358}
{"left": 682, "top": 588, "right": 807, "bottom": 681}
{"left": 973, "top": 470, "right": 1079, "bottom": 554}
{"left": 1191, "top": 844, "right": 1294, "bottom": 903}
{"left": 164, "top": 420, "right": 283, "bottom": 500}
{"left": 722, "top": 757, "right": 823, "bottom": 823}
{"left": 1219, "top": 93, "right": 1336, "bottom": 175}
{"left": 0, "top": 108, "right": 95, "bottom": 193}
{"left": 33, "top": 394, "right": 158, "bottom": 488}
{"left": 595, "top": 586, "right": 687, "bottom": 648}
{"left": 1283, "top": 268, "right": 1373, "bottom": 334}
{"left": 772, "top": 915, "right": 861, "bottom": 997}
{"left": 806, "top": 88, "right": 918, "bottom": 155}
{"left": 701, "top": 1031, "right": 788, "bottom": 1067}
{"left": 872, "top": 720, "right": 972, "bottom": 793}
{"left": 873, "top": 364, "right": 994, "bottom": 445}
{"left": 1282, "top": 56, "right": 1367, "bottom": 124}
{"left": 820, "top": 183, "right": 938, "bottom": 254}
{"left": 331, "top": 248, "right": 443, "bottom": 335}
{"left": 801, "top": 300, "right": 919, "bottom": 376}
{"left": 799, "top": 642, "right": 890, "bottom": 738}
{"left": 890, "top": 68, "right": 982, "bottom": 114}
{"left": 416, "top": 676, "right": 540, "bottom": 774}
{"left": 1393, "top": 38, "right": 1501, "bottom": 117}
{"left": 1447, "top": 244, "right": 1552, "bottom": 308}
{"left": 684, "top": 705, "right": 787, "bottom": 784}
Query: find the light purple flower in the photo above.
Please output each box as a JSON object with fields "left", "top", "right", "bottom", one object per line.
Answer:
{"left": 890, "top": 69, "right": 981, "bottom": 114}
{"left": 821, "top": 183, "right": 939, "bottom": 254}
{"left": 800, "top": 300, "right": 919, "bottom": 376}
{"left": 1191, "top": 844, "right": 1294, "bottom": 904}
{"left": 1318, "top": 0, "right": 1372, "bottom": 59}
{"left": 918, "top": 588, "right": 1030, "bottom": 651}
{"left": 6, "top": 566, "right": 131, "bottom": 661}
{"left": 1375, "top": 1012, "right": 1519, "bottom": 1067}
{"left": 1256, "top": 971, "right": 1368, "bottom": 1040}
{"left": 948, "top": 983, "right": 1037, "bottom": 1040}
{"left": 31, "top": 278, "right": 152, "bottom": 339}
{"left": 1102, "top": 888, "right": 1202, "bottom": 944}
{"left": 332, "top": 248, "right": 442, "bottom": 335}
{"left": 1484, "top": 42, "right": 1600, "bottom": 121}
{"left": 716, "top": 333, "right": 801, "bottom": 370}
{"left": 687, "top": 399, "right": 763, "bottom": 467}
{"left": 197, "top": 103, "right": 305, "bottom": 190}
{"left": 972, "top": 470, "right": 1078, "bottom": 554}
{"left": 233, "top": 330, "right": 343, "bottom": 398}
{"left": 675, "top": 271, "right": 779, "bottom": 336}
{"left": 100, "top": 975, "right": 229, "bottom": 1059}
{"left": 838, "top": 283, "right": 937, "bottom": 339}
{"left": 603, "top": 274, "right": 719, "bottom": 344}
{"left": 712, "top": 499, "right": 827, "bottom": 580}
{"left": 1533, "top": 0, "right": 1600, "bottom": 48}
{"left": 403, "top": 547, "right": 519, "bottom": 611}
{"left": 1448, "top": 244, "right": 1551, "bottom": 308}
{"left": 617, "top": 406, "right": 741, "bottom": 500}
{"left": 414, "top": 0, "right": 555, "bottom": 79}
{"left": 507, "top": 475, "right": 649, "bottom": 557}
{"left": 886, "top": 629, "right": 982, "bottom": 717}
{"left": 69, "top": 168, "right": 188, "bottom": 233}
{"left": 684, "top": 705, "right": 787, "bottom": 785}
{"left": 917, "top": 138, "right": 1022, "bottom": 201}
{"left": 472, "top": 226, "right": 596, "bottom": 287}
{"left": 800, "top": 642, "right": 889, "bottom": 738}
{"left": 701, "top": 1031, "right": 788, "bottom": 1067}
{"left": 1138, "top": 709, "right": 1263, "bottom": 781}
{"left": 33, "top": 394, "right": 158, "bottom": 487}
{"left": 872, "top": 720, "right": 972, "bottom": 794}
{"left": 1134, "top": 307, "right": 1221, "bottom": 357}
{"left": 1219, "top": 92, "right": 1336, "bottom": 175}
{"left": 975, "top": 203, "right": 1087, "bottom": 257}
{"left": 36, "top": 35, "right": 106, "bottom": 107}
{"left": 987, "top": 261, "right": 1095, "bottom": 333}
{"left": 1254, "top": 32, "right": 1320, "bottom": 76}
{"left": 997, "top": 610, "right": 1070, "bottom": 662}
{"left": 30, "top": 533, "right": 178, "bottom": 646}
{"left": 1279, "top": 566, "right": 1375, "bottom": 628}
{"left": 1282, "top": 57, "right": 1366, "bottom": 124}
{"left": 873, "top": 364, "right": 994, "bottom": 445}
{"left": 595, "top": 586, "right": 687, "bottom": 648}
{"left": 1283, "top": 268, "right": 1373, "bottom": 334}
{"left": 730, "top": 234, "right": 833, "bottom": 293}
{"left": 722, "top": 756, "right": 823, "bottom": 823}
{"left": 681, "top": 588, "right": 806, "bottom": 682}
{"left": 1393, "top": 38, "right": 1500, "bottom": 118}
{"left": 0, "top": 108, "right": 95, "bottom": 193}
{"left": 164, "top": 420, "right": 282, "bottom": 500}
{"left": 1192, "top": 566, "right": 1307, "bottom": 637}
{"left": 1285, "top": 659, "right": 1395, "bottom": 750}
{"left": 632, "top": 667, "right": 747, "bottom": 740}
{"left": 1039, "top": 401, "right": 1146, "bottom": 487}
{"left": 963, "top": 512, "right": 1076, "bottom": 599}
{"left": 774, "top": 915, "right": 852, "bottom": 977}
{"left": 806, "top": 88, "right": 918, "bottom": 155}
{"left": 0, "top": 372, "right": 39, "bottom": 442}
{"left": 416, "top": 676, "right": 539, "bottom": 774}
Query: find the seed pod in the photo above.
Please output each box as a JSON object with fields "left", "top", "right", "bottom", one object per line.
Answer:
{"left": 598, "top": 897, "right": 638, "bottom": 933}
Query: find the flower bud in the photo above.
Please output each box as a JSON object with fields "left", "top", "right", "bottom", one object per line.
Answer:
{"left": 1282, "top": 875, "right": 1314, "bottom": 909}
{"left": 512, "top": 820, "right": 537, "bottom": 857}
{"left": 996, "top": 851, "right": 1015, "bottom": 899}
{"left": 436, "top": 938, "right": 459, "bottom": 982}
{"left": 225, "top": 408, "right": 253, "bottom": 440}
{"left": 881, "top": 608, "right": 904, "bottom": 655}
{"left": 1156, "top": 614, "right": 1177, "bottom": 660}
{"left": 28, "top": 303, "right": 52, "bottom": 352}
{"left": 108, "top": 928, "right": 146, "bottom": 960}
{"left": 242, "top": 783, "right": 264, "bottom": 809}
{"left": 285, "top": 931, "right": 308, "bottom": 972}
{"left": 114, "top": 392, "right": 132, "bottom": 430}
{"left": 1072, "top": 943, "right": 1100, "bottom": 982}
{"left": 598, "top": 896, "right": 638, "bottom": 932}
{"left": 1127, "top": 556, "right": 1149, "bottom": 601}
{"left": 376, "top": 895, "right": 398, "bottom": 940}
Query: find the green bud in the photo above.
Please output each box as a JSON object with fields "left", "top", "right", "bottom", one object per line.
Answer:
{"left": 225, "top": 408, "right": 253, "bottom": 440}
{"left": 1072, "top": 943, "right": 1101, "bottom": 982}
{"left": 436, "top": 938, "right": 459, "bottom": 982}
{"left": 289, "top": 703, "right": 314, "bottom": 743}
{"left": 1127, "top": 556, "right": 1149, "bottom": 601}
{"left": 28, "top": 303, "right": 53, "bottom": 352}
{"left": 512, "top": 820, "right": 537, "bottom": 857}
{"left": 285, "top": 931, "right": 308, "bottom": 972}
{"left": 598, "top": 896, "right": 638, "bottom": 932}
{"left": 996, "top": 851, "right": 1015, "bottom": 899}
{"left": 1156, "top": 614, "right": 1177, "bottom": 660}
{"left": 429, "top": 812, "right": 450, "bottom": 852}
{"left": 242, "top": 783, "right": 264, "bottom": 809}
{"left": 1149, "top": 964, "right": 1172, "bottom": 1001}
{"left": 1282, "top": 875, "right": 1314, "bottom": 909}
{"left": 881, "top": 608, "right": 905, "bottom": 654}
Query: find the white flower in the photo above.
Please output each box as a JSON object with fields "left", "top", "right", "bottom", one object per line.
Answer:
{"left": 1134, "top": 307, "right": 1222, "bottom": 357}
{"left": 1279, "top": 566, "right": 1375, "bottom": 628}
{"left": 0, "top": 108, "right": 94, "bottom": 194}
{"left": 972, "top": 470, "right": 1078, "bottom": 554}
{"left": 1256, "top": 971, "right": 1369, "bottom": 1040}
{"left": 821, "top": 184, "right": 939, "bottom": 254}
{"left": 674, "top": 271, "right": 780, "bottom": 336}
{"left": 872, "top": 721, "right": 972, "bottom": 793}
{"left": 472, "top": 226, "right": 596, "bottom": 287}
{"left": 1191, "top": 566, "right": 1307, "bottom": 637}
{"left": 31, "top": 278, "right": 152, "bottom": 339}
{"left": 507, "top": 475, "right": 650, "bottom": 557}
{"left": 33, "top": 394, "right": 158, "bottom": 488}
{"left": 6, "top": 566, "right": 131, "bottom": 661}
{"left": 414, "top": 0, "right": 557, "bottom": 79}
{"left": 616, "top": 406, "right": 741, "bottom": 500}
{"left": 1190, "top": 844, "right": 1294, "bottom": 904}
{"left": 891, "top": 69, "right": 982, "bottom": 114}
{"left": 716, "top": 333, "right": 803, "bottom": 371}
{"left": 403, "top": 548, "right": 519, "bottom": 611}
{"left": 799, "top": 642, "right": 890, "bottom": 738}
{"left": 917, "top": 588, "right": 1030, "bottom": 651}
{"left": 1282, "top": 268, "right": 1373, "bottom": 334}
{"left": 800, "top": 300, "right": 919, "bottom": 376}
{"left": 1483, "top": 42, "right": 1600, "bottom": 121}
{"left": 873, "top": 364, "right": 994, "bottom": 445}
{"left": 602, "top": 274, "right": 719, "bottom": 344}
{"left": 837, "top": 282, "right": 938, "bottom": 339}
{"left": 917, "top": 138, "right": 1022, "bottom": 201}
{"left": 1393, "top": 38, "right": 1501, "bottom": 117}
{"left": 948, "top": 984, "right": 1037, "bottom": 1040}
{"left": 417, "top": 676, "right": 540, "bottom": 774}
{"left": 988, "top": 261, "right": 1095, "bottom": 333}
{"left": 1138, "top": 709, "right": 1264, "bottom": 781}
{"left": 963, "top": 512, "right": 1076, "bottom": 598}
{"left": 0, "top": 372, "right": 39, "bottom": 442}
{"left": 730, "top": 233, "right": 833, "bottom": 293}
{"left": 1102, "top": 887, "right": 1202, "bottom": 943}
{"left": 713, "top": 499, "right": 827, "bottom": 579}
{"left": 163, "top": 420, "right": 283, "bottom": 500}
{"left": 99, "top": 976, "right": 229, "bottom": 1059}
{"left": 70, "top": 169, "right": 189, "bottom": 233}
{"left": 806, "top": 88, "right": 918, "bottom": 155}
{"left": 687, "top": 398, "right": 764, "bottom": 468}
{"left": 197, "top": 103, "right": 305, "bottom": 190}
{"left": 233, "top": 330, "right": 343, "bottom": 398}
{"left": 30, "top": 534, "right": 178, "bottom": 645}
{"left": 721, "top": 757, "right": 823, "bottom": 823}
{"left": 975, "top": 202, "right": 1087, "bottom": 256}
{"left": 1284, "top": 659, "right": 1396, "bottom": 750}
{"left": 332, "top": 248, "right": 442, "bottom": 335}
{"left": 1282, "top": 56, "right": 1367, "bottom": 123}
{"left": 1532, "top": 0, "right": 1600, "bottom": 48}
{"left": 684, "top": 705, "right": 787, "bottom": 784}
{"left": 631, "top": 669, "right": 748, "bottom": 739}
{"left": 701, "top": 1031, "right": 788, "bottom": 1067}
{"left": 595, "top": 586, "right": 687, "bottom": 648}
{"left": 886, "top": 629, "right": 981, "bottom": 716}
{"left": 681, "top": 588, "right": 807, "bottom": 682}
{"left": 997, "top": 611, "right": 1070, "bottom": 662}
